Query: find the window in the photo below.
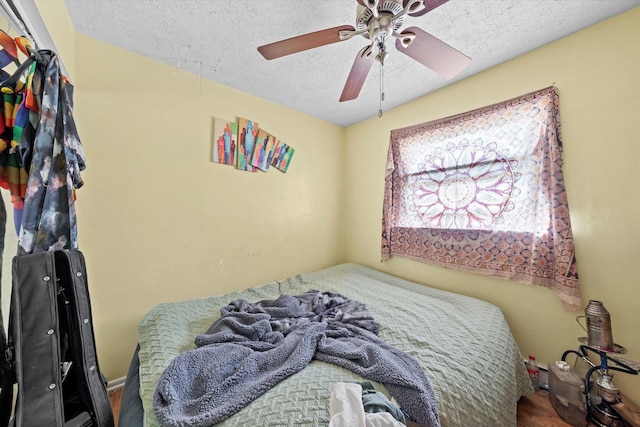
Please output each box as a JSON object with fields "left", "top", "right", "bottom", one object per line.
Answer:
{"left": 382, "top": 87, "right": 581, "bottom": 309}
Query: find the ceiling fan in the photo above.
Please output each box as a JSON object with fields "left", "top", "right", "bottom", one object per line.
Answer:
{"left": 257, "top": 0, "right": 471, "bottom": 103}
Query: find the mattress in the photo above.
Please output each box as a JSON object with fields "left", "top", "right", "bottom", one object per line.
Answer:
{"left": 132, "top": 263, "right": 532, "bottom": 426}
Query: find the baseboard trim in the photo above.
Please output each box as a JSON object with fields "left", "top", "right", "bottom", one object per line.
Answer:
{"left": 107, "top": 376, "right": 126, "bottom": 392}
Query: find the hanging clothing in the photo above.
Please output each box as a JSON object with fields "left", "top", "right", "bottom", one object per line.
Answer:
{"left": 0, "top": 35, "right": 85, "bottom": 425}
{"left": 0, "top": 41, "right": 84, "bottom": 367}
{"left": 0, "top": 30, "right": 18, "bottom": 422}
{"left": 17, "top": 50, "right": 85, "bottom": 255}
{"left": 0, "top": 36, "right": 37, "bottom": 235}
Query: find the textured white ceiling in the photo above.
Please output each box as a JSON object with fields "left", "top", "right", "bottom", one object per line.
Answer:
{"left": 63, "top": 0, "right": 639, "bottom": 127}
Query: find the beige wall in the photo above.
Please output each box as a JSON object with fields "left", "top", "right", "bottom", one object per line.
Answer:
{"left": 35, "top": 1, "right": 639, "bottom": 404}
{"left": 344, "top": 8, "right": 640, "bottom": 404}
{"left": 35, "top": 2, "right": 346, "bottom": 381}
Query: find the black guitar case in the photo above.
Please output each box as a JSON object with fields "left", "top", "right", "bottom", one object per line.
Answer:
{"left": 2, "top": 250, "right": 113, "bottom": 426}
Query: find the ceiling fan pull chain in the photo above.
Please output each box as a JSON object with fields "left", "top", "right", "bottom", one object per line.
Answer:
{"left": 379, "top": 58, "right": 384, "bottom": 118}
{"left": 381, "top": 61, "right": 385, "bottom": 102}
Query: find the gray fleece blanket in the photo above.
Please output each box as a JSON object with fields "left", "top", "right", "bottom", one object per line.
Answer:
{"left": 153, "top": 290, "right": 439, "bottom": 427}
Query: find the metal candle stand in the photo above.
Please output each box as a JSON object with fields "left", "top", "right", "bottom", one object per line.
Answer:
{"left": 562, "top": 344, "right": 639, "bottom": 427}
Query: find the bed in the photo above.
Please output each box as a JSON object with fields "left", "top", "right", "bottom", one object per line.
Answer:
{"left": 119, "top": 263, "right": 532, "bottom": 426}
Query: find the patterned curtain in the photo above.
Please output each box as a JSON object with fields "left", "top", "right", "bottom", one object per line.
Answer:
{"left": 381, "top": 87, "right": 581, "bottom": 310}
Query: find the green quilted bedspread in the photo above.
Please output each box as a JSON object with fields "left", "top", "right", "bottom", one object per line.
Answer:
{"left": 137, "top": 263, "right": 532, "bottom": 426}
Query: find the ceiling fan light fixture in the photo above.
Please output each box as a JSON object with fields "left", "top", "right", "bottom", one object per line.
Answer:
{"left": 258, "top": 0, "right": 471, "bottom": 103}
{"left": 356, "top": 1, "right": 405, "bottom": 38}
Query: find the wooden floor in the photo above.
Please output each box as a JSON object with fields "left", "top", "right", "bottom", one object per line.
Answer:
{"left": 109, "top": 388, "right": 122, "bottom": 427}
{"left": 110, "top": 388, "right": 577, "bottom": 427}
{"left": 516, "top": 390, "right": 574, "bottom": 427}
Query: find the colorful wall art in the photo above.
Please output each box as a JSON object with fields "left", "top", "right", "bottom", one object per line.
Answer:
{"left": 271, "top": 141, "right": 295, "bottom": 173}
{"left": 212, "top": 117, "right": 237, "bottom": 166}
{"left": 237, "top": 117, "right": 258, "bottom": 172}
{"left": 252, "top": 128, "right": 278, "bottom": 172}
{"left": 211, "top": 116, "right": 294, "bottom": 174}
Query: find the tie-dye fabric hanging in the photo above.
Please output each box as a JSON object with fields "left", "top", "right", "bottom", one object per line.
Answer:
{"left": 381, "top": 87, "right": 581, "bottom": 310}
{"left": 17, "top": 50, "right": 85, "bottom": 255}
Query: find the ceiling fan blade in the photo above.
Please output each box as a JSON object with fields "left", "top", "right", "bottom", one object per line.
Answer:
{"left": 258, "top": 25, "right": 355, "bottom": 60}
{"left": 395, "top": 26, "right": 471, "bottom": 79}
{"left": 339, "top": 45, "right": 375, "bottom": 102}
